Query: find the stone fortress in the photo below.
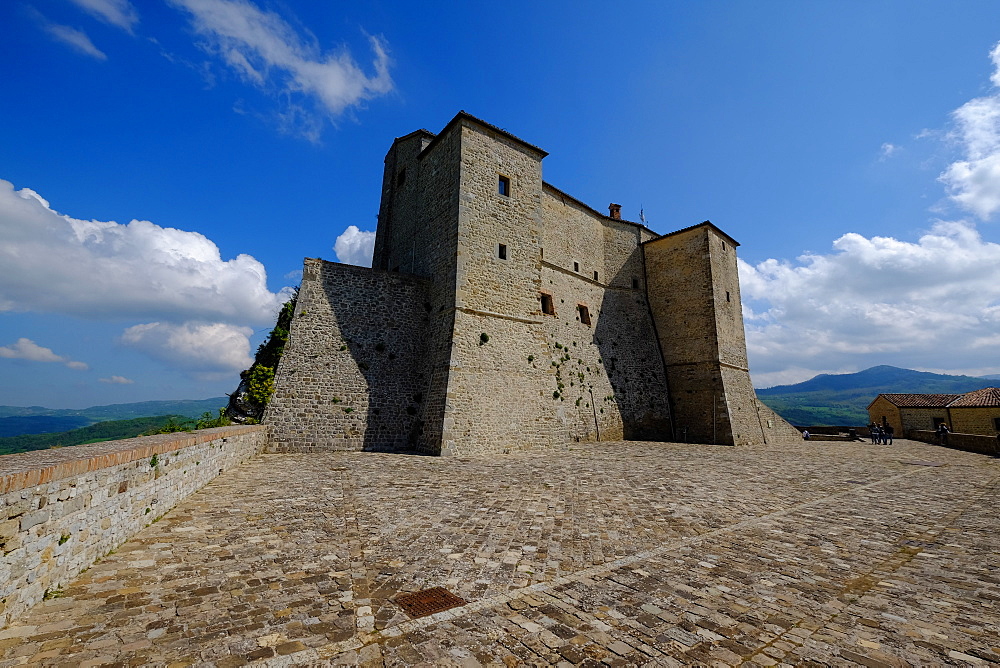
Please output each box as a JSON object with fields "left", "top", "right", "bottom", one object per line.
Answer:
{"left": 265, "top": 112, "right": 800, "bottom": 455}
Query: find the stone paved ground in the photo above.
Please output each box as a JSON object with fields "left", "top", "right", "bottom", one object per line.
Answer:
{"left": 1, "top": 439, "right": 999, "bottom": 667}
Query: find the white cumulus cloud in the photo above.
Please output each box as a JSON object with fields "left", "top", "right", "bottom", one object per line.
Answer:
{"left": 168, "top": 0, "right": 392, "bottom": 138}
{"left": 0, "top": 179, "right": 292, "bottom": 378}
{"left": 0, "top": 179, "right": 290, "bottom": 323}
{"left": 121, "top": 321, "right": 255, "bottom": 378}
{"left": 939, "top": 41, "right": 1000, "bottom": 220}
{"left": 68, "top": 0, "right": 139, "bottom": 32}
{"left": 740, "top": 221, "right": 1000, "bottom": 387}
{"left": 99, "top": 375, "right": 135, "bottom": 384}
{"left": 0, "top": 338, "right": 89, "bottom": 370}
{"left": 333, "top": 225, "right": 376, "bottom": 267}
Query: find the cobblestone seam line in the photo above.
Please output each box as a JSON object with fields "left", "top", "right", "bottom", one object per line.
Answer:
{"left": 273, "top": 464, "right": 939, "bottom": 664}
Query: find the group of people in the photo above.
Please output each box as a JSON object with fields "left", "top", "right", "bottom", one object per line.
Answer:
{"left": 868, "top": 422, "right": 894, "bottom": 444}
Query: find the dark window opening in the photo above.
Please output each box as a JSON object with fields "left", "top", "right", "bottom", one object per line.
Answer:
{"left": 540, "top": 247, "right": 544, "bottom": 259}
{"left": 578, "top": 304, "right": 592, "bottom": 326}
{"left": 498, "top": 175, "right": 510, "bottom": 197}
{"left": 573, "top": 261, "right": 579, "bottom": 272}
{"left": 632, "top": 278, "right": 640, "bottom": 289}
{"left": 540, "top": 293, "right": 555, "bottom": 315}
{"left": 396, "top": 169, "right": 406, "bottom": 186}
{"left": 726, "top": 291, "right": 730, "bottom": 302}
{"left": 994, "top": 417, "right": 1000, "bottom": 432}
{"left": 593, "top": 270, "right": 599, "bottom": 281}
{"left": 498, "top": 243, "right": 507, "bottom": 260}
{"left": 721, "top": 241, "right": 727, "bottom": 251}
{"left": 933, "top": 417, "right": 945, "bottom": 428}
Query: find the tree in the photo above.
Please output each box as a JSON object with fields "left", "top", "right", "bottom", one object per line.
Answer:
{"left": 226, "top": 289, "right": 297, "bottom": 423}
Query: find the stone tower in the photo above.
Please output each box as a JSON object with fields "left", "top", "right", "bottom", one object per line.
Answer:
{"left": 264, "top": 112, "right": 801, "bottom": 454}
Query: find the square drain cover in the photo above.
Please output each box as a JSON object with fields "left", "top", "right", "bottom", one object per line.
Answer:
{"left": 394, "top": 587, "right": 467, "bottom": 618}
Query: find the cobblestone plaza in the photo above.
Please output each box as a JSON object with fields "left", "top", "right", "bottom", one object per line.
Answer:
{"left": 1, "top": 438, "right": 998, "bottom": 666}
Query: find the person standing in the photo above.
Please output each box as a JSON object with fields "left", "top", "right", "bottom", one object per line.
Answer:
{"left": 869, "top": 423, "right": 878, "bottom": 444}
{"left": 884, "top": 423, "right": 894, "bottom": 445}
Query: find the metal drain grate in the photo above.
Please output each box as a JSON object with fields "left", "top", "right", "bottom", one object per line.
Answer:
{"left": 394, "top": 587, "right": 467, "bottom": 618}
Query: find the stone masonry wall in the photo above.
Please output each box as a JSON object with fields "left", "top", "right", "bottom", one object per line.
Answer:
{"left": 441, "top": 121, "right": 556, "bottom": 454}
{"left": 949, "top": 407, "right": 1000, "bottom": 436}
{"left": 538, "top": 191, "right": 671, "bottom": 441}
{"left": 898, "top": 407, "right": 950, "bottom": 433}
{"left": 0, "top": 425, "right": 266, "bottom": 628}
{"left": 410, "top": 123, "right": 464, "bottom": 454}
{"left": 644, "top": 227, "right": 731, "bottom": 444}
{"left": 266, "top": 260, "right": 431, "bottom": 453}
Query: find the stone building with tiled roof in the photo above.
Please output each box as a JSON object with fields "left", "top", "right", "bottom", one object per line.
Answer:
{"left": 868, "top": 388, "right": 1000, "bottom": 437}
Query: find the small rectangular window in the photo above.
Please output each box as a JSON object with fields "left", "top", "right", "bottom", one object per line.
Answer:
{"left": 396, "top": 169, "right": 406, "bottom": 186}
{"left": 632, "top": 278, "right": 640, "bottom": 289}
{"left": 573, "top": 261, "right": 579, "bottom": 272}
{"left": 539, "top": 247, "right": 543, "bottom": 259}
{"left": 726, "top": 291, "right": 730, "bottom": 302}
{"left": 498, "top": 243, "right": 507, "bottom": 260}
{"left": 593, "top": 270, "right": 599, "bottom": 281}
{"left": 994, "top": 417, "right": 1000, "bottom": 431}
{"left": 540, "top": 293, "right": 554, "bottom": 315}
{"left": 578, "top": 304, "right": 591, "bottom": 326}
{"left": 498, "top": 175, "right": 510, "bottom": 197}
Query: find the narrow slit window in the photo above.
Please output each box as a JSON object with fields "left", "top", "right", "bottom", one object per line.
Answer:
{"left": 498, "top": 175, "right": 510, "bottom": 197}
{"left": 632, "top": 278, "right": 640, "bottom": 289}
{"left": 540, "top": 293, "right": 555, "bottom": 315}
{"left": 498, "top": 243, "right": 507, "bottom": 260}
{"left": 573, "top": 261, "right": 579, "bottom": 272}
{"left": 396, "top": 169, "right": 406, "bottom": 186}
{"left": 726, "top": 291, "right": 730, "bottom": 302}
{"left": 593, "top": 270, "right": 599, "bottom": 281}
{"left": 578, "top": 304, "right": 592, "bottom": 326}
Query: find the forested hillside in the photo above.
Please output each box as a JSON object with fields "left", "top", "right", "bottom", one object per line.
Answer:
{"left": 0, "top": 416, "right": 189, "bottom": 455}
{"left": 756, "top": 365, "right": 996, "bottom": 426}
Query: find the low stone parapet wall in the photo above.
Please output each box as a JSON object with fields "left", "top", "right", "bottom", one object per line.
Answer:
{"left": 0, "top": 425, "right": 267, "bottom": 628}
{"left": 908, "top": 429, "right": 999, "bottom": 456}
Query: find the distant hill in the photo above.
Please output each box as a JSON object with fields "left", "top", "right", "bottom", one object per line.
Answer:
{"left": 0, "top": 397, "right": 227, "bottom": 437}
{"left": 756, "top": 365, "right": 997, "bottom": 426}
{"left": 0, "top": 415, "right": 188, "bottom": 456}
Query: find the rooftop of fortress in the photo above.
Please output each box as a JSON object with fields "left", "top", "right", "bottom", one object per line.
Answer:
{"left": 2, "top": 433, "right": 999, "bottom": 665}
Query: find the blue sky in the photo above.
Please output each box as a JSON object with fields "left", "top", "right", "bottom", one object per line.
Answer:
{"left": 2, "top": 0, "right": 1000, "bottom": 408}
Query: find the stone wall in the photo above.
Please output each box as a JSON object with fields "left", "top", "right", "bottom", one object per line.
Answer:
{"left": 908, "top": 429, "right": 999, "bottom": 456}
{"left": 949, "top": 407, "right": 1000, "bottom": 436}
{"left": 0, "top": 425, "right": 266, "bottom": 628}
{"left": 897, "top": 407, "right": 949, "bottom": 433}
{"left": 265, "top": 259, "right": 432, "bottom": 453}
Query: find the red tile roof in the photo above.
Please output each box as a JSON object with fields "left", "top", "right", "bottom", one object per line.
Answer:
{"left": 876, "top": 394, "right": 960, "bottom": 408}
{"left": 948, "top": 387, "right": 1000, "bottom": 407}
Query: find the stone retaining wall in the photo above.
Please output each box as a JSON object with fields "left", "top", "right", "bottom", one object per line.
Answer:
{"left": 0, "top": 425, "right": 267, "bottom": 628}
{"left": 908, "top": 429, "right": 999, "bottom": 456}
